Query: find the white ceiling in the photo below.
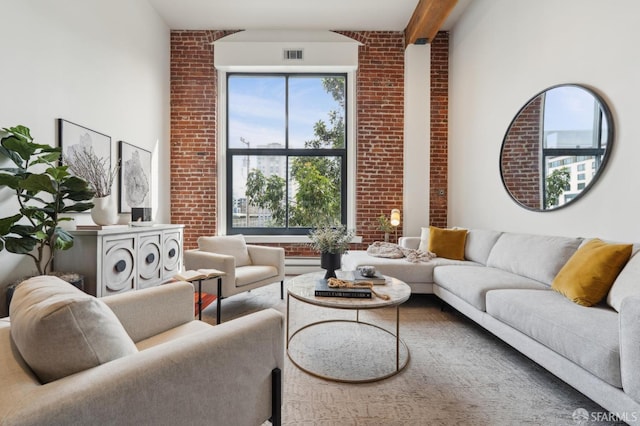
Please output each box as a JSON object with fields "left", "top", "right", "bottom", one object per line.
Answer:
{"left": 147, "top": 0, "right": 473, "bottom": 32}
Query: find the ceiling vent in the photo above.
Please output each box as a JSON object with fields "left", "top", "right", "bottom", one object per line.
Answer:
{"left": 283, "top": 49, "right": 304, "bottom": 61}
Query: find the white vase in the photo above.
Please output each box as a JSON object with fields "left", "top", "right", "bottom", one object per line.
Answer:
{"left": 91, "top": 195, "right": 119, "bottom": 226}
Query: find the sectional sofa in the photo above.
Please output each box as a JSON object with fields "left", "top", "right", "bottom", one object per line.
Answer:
{"left": 342, "top": 229, "right": 640, "bottom": 424}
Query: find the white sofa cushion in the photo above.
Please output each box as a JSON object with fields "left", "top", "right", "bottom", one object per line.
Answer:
{"left": 486, "top": 289, "right": 621, "bottom": 388}
{"left": 235, "top": 265, "right": 279, "bottom": 287}
{"left": 342, "top": 250, "right": 472, "bottom": 284}
{"left": 486, "top": 232, "right": 582, "bottom": 285}
{"left": 608, "top": 251, "right": 640, "bottom": 312}
{"left": 433, "top": 265, "right": 548, "bottom": 311}
{"left": 9, "top": 276, "right": 137, "bottom": 383}
{"left": 464, "top": 229, "right": 503, "bottom": 265}
{"left": 198, "top": 234, "right": 252, "bottom": 267}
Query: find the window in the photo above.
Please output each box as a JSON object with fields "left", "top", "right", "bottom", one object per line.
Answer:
{"left": 226, "top": 74, "right": 347, "bottom": 235}
{"left": 542, "top": 87, "right": 608, "bottom": 208}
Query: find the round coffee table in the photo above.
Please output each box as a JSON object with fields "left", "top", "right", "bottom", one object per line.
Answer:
{"left": 286, "top": 271, "right": 411, "bottom": 383}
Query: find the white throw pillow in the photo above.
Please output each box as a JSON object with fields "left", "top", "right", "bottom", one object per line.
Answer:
{"left": 418, "top": 227, "right": 430, "bottom": 252}
{"left": 10, "top": 276, "right": 138, "bottom": 384}
{"left": 198, "top": 234, "right": 252, "bottom": 266}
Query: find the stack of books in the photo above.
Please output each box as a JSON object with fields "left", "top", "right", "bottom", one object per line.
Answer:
{"left": 314, "top": 279, "right": 372, "bottom": 299}
{"left": 352, "top": 270, "right": 386, "bottom": 285}
{"left": 76, "top": 224, "right": 129, "bottom": 230}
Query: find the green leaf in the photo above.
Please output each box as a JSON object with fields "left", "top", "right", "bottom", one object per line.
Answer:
{"left": 46, "top": 165, "right": 70, "bottom": 181}
{"left": 31, "top": 150, "right": 61, "bottom": 165}
{"left": 54, "top": 228, "right": 74, "bottom": 250}
{"left": 0, "top": 214, "right": 22, "bottom": 235}
{"left": 6, "top": 125, "right": 33, "bottom": 141}
{"left": 1, "top": 135, "right": 36, "bottom": 161}
{"left": 0, "top": 173, "right": 21, "bottom": 189}
{"left": 0, "top": 167, "right": 26, "bottom": 175}
{"left": 62, "top": 175, "right": 90, "bottom": 191}
{"left": 20, "top": 173, "right": 55, "bottom": 194}
{"left": 4, "top": 236, "right": 38, "bottom": 254}
{"left": 62, "top": 202, "right": 94, "bottom": 213}
{"left": 65, "top": 189, "right": 95, "bottom": 202}
{"left": 0, "top": 145, "right": 24, "bottom": 167}
{"left": 21, "top": 206, "right": 48, "bottom": 220}
{"left": 11, "top": 224, "right": 38, "bottom": 237}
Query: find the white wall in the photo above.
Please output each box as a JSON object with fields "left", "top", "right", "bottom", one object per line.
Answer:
{"left": 0, "top": 0, "right": 169, "bottom": 295}
{"left": 449, "top": 0, "right": 640, "bottom": 241}
{"left": 404, "top": 44, "right": 431, "bottom": 237}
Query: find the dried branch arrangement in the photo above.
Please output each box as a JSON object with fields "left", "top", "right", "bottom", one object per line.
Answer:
{"left": 64, "top": 145, "right": 119, "bottom": 198}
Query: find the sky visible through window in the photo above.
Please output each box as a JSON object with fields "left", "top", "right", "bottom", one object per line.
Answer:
{"left": 228, "top": 75, "right": 342, "bottom": 149}
{"left": 543, "top": 86, "right": 596, "bottom": 132}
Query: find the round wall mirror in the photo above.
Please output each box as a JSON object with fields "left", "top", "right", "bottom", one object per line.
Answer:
{"left": 500, "top": 84, "right": 614, "bottom": 211}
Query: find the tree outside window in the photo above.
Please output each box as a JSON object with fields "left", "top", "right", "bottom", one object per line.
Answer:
{"left": 227, "top": 74, "right": 347, "bottom": 234}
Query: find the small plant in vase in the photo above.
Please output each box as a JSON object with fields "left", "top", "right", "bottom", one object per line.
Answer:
{"left": 64, "top": 145, "right": 119, "bottom": 225}
{"left": 308, "top": 224, "right": 355, "bottom": 279}
{"left": 376, "top": 213, "right": 393, "bottom": 242}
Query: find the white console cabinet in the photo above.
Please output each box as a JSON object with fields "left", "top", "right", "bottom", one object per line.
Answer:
{"left": 55, "top": 224, "right": 184, "bottom": 297}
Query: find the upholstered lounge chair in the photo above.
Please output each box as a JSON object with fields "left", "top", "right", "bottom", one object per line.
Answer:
{"left": 184, "top": 234, "right": 285, "bottom": 323}
{"left": 1, "top": 276, "right": 284, "bottom": 426}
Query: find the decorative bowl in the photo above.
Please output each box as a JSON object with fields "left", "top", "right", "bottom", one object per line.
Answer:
{"left": 357, "top": 265, "right": 377, "bottom": 277}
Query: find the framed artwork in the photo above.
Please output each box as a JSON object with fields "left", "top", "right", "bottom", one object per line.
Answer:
{"left": 58, "top": 119, "right": 112, "bottom": 171}
{"left": 118, "top": 141, "right": 151, "bottom": 213}
{"left": 58, "top": 119, "right": 111, "bottom": 212}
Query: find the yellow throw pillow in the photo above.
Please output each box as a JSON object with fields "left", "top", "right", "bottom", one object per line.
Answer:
{"left": 428, "top": 226, "right": 467, "bottom": 260}
{"left": 552, "top": 238, "right": 632, "bottom": 307}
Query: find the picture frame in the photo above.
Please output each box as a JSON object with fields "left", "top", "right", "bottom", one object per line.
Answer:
{"left": 58, "top": 119, "right": 112, "bottom": 171}
{"left": 58, "top": 119, "right": 112, "bottom": 212}
{"left": 118, "top": 141, "right": 152, "bottom": 214}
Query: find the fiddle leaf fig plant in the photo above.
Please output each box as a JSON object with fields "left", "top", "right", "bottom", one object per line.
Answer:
{"left": 0, "top": 125, "right": 95, "bottom": 275}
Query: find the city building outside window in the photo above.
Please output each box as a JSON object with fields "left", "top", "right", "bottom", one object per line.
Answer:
{"left": 226, "top": 73, "right": 347, "bottom": 235}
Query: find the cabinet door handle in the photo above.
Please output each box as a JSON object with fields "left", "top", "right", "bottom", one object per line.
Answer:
{"left": 145, "top": 253, "right": 155, "bottom": 264}
{"left": 114, "top": 260, "right": 127, "bottom": 273}
{"left": 168, "top": 248, "right": 176, "bottom": 258}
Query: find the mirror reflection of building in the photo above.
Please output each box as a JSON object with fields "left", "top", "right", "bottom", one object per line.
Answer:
{"left": 500, "top": 84, "right": 614, "bottom": 211}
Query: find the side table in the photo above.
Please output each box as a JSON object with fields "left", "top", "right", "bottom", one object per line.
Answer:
{"left": 175, "top": 269, "right": 226, "bottom": 323}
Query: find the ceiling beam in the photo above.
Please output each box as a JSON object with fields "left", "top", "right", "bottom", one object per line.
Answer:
{"left": 404, "top": 0, "right": 458, "bottom": 47}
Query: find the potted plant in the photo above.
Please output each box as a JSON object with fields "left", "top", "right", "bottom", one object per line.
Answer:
{"left": 0, "top": 125, "right": 95, "bottom": 275}
{"left": 308, "top": 224, "right": 355, "bottom": 279}
{"left": 376, "top": 213, "right": 393, "bottom": 242}
{"left": 63, "top": 144, "right": 119, "bottom": 225}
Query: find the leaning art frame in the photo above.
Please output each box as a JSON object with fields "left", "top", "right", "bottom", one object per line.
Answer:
{"left": 118, "top": 141, "right": 151, "bottom": 214}
{"left": 58, "top": 119, "right": 112, "bottom": 212}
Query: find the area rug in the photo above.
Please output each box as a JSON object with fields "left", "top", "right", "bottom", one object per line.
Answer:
{"left": 198, "top": 279, "right": 624, "bottom": 425}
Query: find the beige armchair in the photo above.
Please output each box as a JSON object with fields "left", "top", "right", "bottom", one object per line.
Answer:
{"left": 1, "top": 276, "right": 284, "bottom": 426}
{"left": 184, "top": 234, "right": 285, "bottom": 324}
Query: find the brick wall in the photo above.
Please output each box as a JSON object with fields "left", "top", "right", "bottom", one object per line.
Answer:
{"left": 170, "top": 31, "right": 237, "bottom": 248}
{"left": 170, "top": 30, "right": 448, "bottom": 253}
{"left": 430, "top": 32, "right": 449, "bottom": 227}
{"left": 501, "top": 96, "right": 542, "bottom": 207}
{"left": 339, "top": 31, "right": 406, "bottom": 246}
